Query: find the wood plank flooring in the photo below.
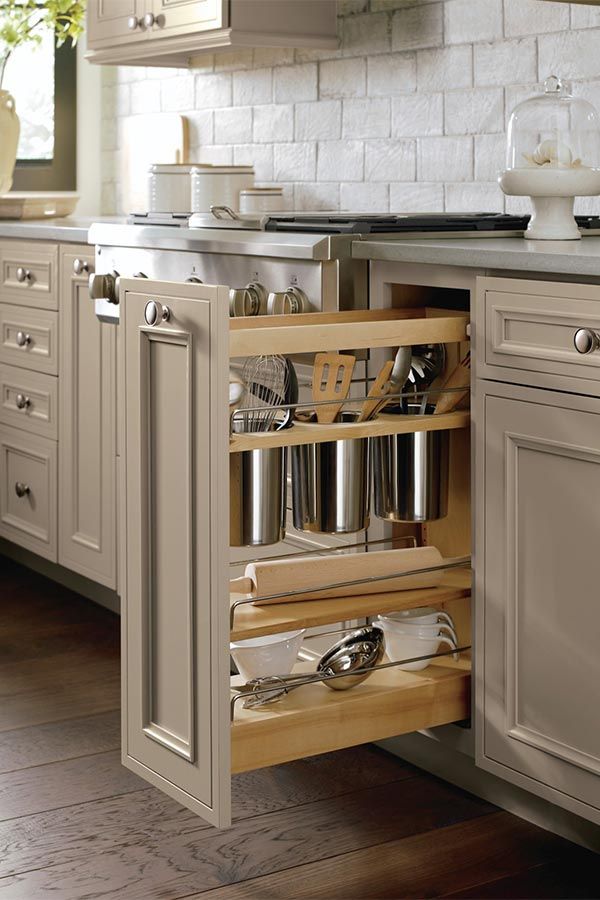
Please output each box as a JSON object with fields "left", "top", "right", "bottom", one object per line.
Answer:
{"left": 0, "top": 554, "right": 598, "bottom": 900}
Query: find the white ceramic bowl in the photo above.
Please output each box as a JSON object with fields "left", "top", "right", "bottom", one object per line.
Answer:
{"left": 375, "top": 619, "right": 457, "bottom": 672}
{"left": 375, "top": 613, "right": 458, "bottom": 645}
{"left": 382, "top": 606, "right": 455, "bottom": 629}
{"left": 230, "top": 629, "right": 305, "bottom": 682}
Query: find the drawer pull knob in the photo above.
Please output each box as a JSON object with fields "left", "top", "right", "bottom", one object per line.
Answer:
{"left": 127, "top": 14, "right": 140, "bottom": 29}
{"left": 143, "top": 11, "right": 155, "bottom": 27}
{"left": 15, "top": 331, "right": 31, "bottom": 347}
{"left": 574, "top": 328, "right": 600, "bottom": 355}
{"left": 14, "top": 482, "right": 30, "bottom": 498}
{"left": 16, "top": 267, "right": 33, "bottom": 284}
{"left": 15, "top": 393, "right": 30, "bottom": 410}
{"left": 144, "top": 300, "right": 171, "bottom": 326}
{"left": 73, "top": 258, "right": 90, "bottom": 276}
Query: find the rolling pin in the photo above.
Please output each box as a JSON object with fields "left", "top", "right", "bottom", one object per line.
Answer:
{"left": 229, "top": 545, "right": 444, "bottom": 604}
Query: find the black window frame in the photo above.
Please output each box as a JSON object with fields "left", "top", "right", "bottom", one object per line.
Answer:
{"left": 11, "top": 37, "right": 77, "bottom": 192}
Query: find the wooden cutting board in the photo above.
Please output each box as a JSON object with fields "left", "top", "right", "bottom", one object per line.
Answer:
{"left": 119, "top": 113, "right": 190, "bottom": 214}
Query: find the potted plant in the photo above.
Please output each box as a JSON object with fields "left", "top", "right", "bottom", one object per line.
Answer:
{"left": 0, "top": 1, "right": 85, "bottom": 195}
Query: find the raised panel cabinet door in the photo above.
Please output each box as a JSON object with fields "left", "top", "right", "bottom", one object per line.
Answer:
{"left": 87, "top": 0, "right": 147, "bottom": 47}
{"left": 58, "top": 248, "right": 117, "bottom": 588}
{"left": 121, "top": 278, "right": 231, "bottom": 827}
{"left": 476, "top": 381, "right": 600, "bottom": 824}
{"left": 152, "top": 0, "right": 226, "bottom": 35}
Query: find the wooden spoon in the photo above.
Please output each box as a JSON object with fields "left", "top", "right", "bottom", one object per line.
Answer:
{"left": 312, "top": 352, "right": 356, "bottom": 424}
{"left": 356, "top": 359, "right": 395, "bottom": 423}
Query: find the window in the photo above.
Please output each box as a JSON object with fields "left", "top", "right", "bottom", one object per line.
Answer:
{"left": 3, "top": 30, "right": 76, "bottom": 191}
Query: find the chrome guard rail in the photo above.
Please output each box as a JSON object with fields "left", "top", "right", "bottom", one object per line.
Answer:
{"left": 230, "top": 534, "right": 418, "bottom": 569}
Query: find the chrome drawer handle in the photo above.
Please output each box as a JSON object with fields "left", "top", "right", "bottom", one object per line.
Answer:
{"left": 15, "top": 393, "right": 30, "bottom": 410}
{"left": 15, "top": 331, "right": 31, "bottom": 347}
{"left": 574, "top": 328, "right": 600, "bottom": 355}
{"left": 16, "top": 266, "right": 33, "bottom": 284}
{"left": 15, "top": 482, "right": 30, "bottom": 498}
{"left": 127, "top": 14, "right": 140, "bottom": 29}
{"left": 143, "top": 11, "right": 155, "bottom": 27}
{"left": 144, "top": 300, "right": 171, "bottom": 326}
{"left": 73, "top": 258, "right": 90, "bottom": 276}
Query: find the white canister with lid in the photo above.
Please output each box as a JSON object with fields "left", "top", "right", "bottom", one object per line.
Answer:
{"left": 148, "top": 163, "right": 195, "bottom": 213}
{"left": 191, "top": 165, "right": 254, "bottom": 213}
{"left": 239, "top": 187, "right": 285, "bottom": 214}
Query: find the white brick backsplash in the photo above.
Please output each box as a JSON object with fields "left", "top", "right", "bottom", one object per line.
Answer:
{"left": 233, "top": 68, "right": 272, "bottom": 106}
{"left": 367, "top": 53, "right": 417, "bottom": 96}
{"left": 253, "top": 48, "right": 295, "bottom": 68}
{"left": 295, "top": 101, "right": 342, "bottom": 140}
{"left": 161, "top": 75, "right": 195, "bottom": 112}
{"left": 444, "top": 0, "right": 503, "bottom": 45}
{"left": 365, "top": 139, "right": 416, "bottom": 182}
{"left": 338, "top": 0, "right": 368, "bottom": 14}
{"left": 392, "top": 3, "right": 443, "bottom": 52}
{"left": 233, "top": 144, "right": 274, "bottom": 182}
{"left": 274, "top": 142, "right": 317, "bottom": 182}
{"left": 340, "top": 182, "right": 389, "bottom": 212}
{"left": 570, "top": 4, "right": 600, "bottom": 29}
{"left": 130, "top": 80, "right": 161, "bottom": 114}
{"left": 187, "top": 111, "right": 214, "bottom": 150}
{"left": 294, "top": 182, "right": 340, "bottom": 210}
{"left": 342, "top": 12, "right": 390, "bottom": 57}
{"left": 474, "top": 39, "right": 537, "bottom": 87}
{"left": 318, "top": 141, "right": 364, "bottom": 181}
{"left": 254, "top": 104, "right": 294, "bottom": 142}
{"left": 445, "top": 181, "right": 504, "bottom": 212}
{"left": 390, "top": 181, "right": 444, "bottom": 212}
{"left": 445, "top": 88, "right": 504, "bottom": 135}
{"left": 214, "top": 107, "right": 253, "bottom": 144}
{"left": 320, "top": 58, "right": 367, "bottom": 99}
{"left": 417, "top": 45, "right": 472, "bottom": 91}
{"left": 538, "top": 31, "right": 600, "bottom": 81}
{"left": 504, "top": 0, "right": 569, "bottom": 37}
{"left": 198, "top": 145, "right": 234, "bottom": 165}
{"left": 419, "top": 136, "right": 473, "bottom": 182}
{"left": 474, "top": 133, "right": 506, "bottom": 182}
{"left": 274, "top": 63, "right": 317, "bottom": 103}
{"left": 392, "top": 93, "right": 443, "bottom": 137}
{"left": 195, "top": 73, "right": 232, "bottom": 109}
{"left": 214, "top": 49, "right": 254, "bottom": 72}
{"left": 342, "top": 98, "right": 391, "bottom": 139}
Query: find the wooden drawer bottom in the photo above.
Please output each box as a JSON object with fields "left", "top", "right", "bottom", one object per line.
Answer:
{"left": 231, "top": 657, "right": 470, "bottom": 774}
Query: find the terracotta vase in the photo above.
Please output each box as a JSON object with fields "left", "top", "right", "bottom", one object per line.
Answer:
{"left": 0, "top": 90, "right": 20, "bottom": 195}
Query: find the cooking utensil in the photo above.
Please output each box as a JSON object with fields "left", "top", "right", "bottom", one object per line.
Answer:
{"left": 389, "top": 345, "right": 412, "bottom": 413}
{"left": 434, "top": 350, "right": 471, "bottom": 415}
{"left": 312, "top": 352, "right": 356, "bottom": 424}
{"left": 407, "top": 344, "right": 446, "bottom": 397}
{"left": 228, "top": 544, "right": 444, "bottom": 602}
{"left": 229, "top": 370, "right": 245, "bottom": 407}
{"left": 238, "top": 354, "right": 288, "bottom": 432}
{"left": 230, "top": 629, "right": 305, "bottom": 682}
{"left": 356, "top": 359, "right": 395, "bottom": 423}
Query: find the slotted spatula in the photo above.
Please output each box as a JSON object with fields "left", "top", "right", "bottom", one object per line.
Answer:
{"left": 312, "top": 352, "right": 356, "bottom": 424}
{"left": 434, "top": 350, "right": 471, "bottom": 415}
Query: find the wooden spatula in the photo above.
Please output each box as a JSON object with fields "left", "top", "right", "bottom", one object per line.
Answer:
{"left": 312, "top": 352, "right": 356, "bottom": 424}
{"left": 356, "top": 359, "right": 395, "bottom": 423}
{"left": 435, "top": 351, "right": 471, "bottom": 415}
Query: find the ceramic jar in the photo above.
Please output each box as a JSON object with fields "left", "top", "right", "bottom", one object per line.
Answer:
{"left": 0, "top": 91, "right": 20, "bottom": 195}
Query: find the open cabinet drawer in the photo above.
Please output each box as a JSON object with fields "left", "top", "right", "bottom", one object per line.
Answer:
{"left": 119, "top": 278, "right": 471, "bottom": 828}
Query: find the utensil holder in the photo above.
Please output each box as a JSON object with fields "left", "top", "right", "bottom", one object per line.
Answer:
{"left": 230, "top": 446, "right": 287, "bottom": 546}
{"left": 291, "top": 411, "right": 370, "bottom": 534}
{"left": 372, "top": 403, "right": 449, "bottom": 523}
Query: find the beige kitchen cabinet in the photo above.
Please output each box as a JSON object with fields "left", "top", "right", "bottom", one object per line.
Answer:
{"left": 58, "top": 247, "right": 117, "bottom": 588}
{"left": 85, "top": 0, "right": 337, "bottom": 66}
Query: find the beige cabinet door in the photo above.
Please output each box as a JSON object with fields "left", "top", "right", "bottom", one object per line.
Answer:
{"left": 87, "top": 0, "right": 147, "bottom": 47}
{"left": 152, "top": 0, "right": 226, "bottom": 35}
{"left": 121, "top": 278, "right": 231, "bottom": 827}
{"left": 476, "top": 380, "right": 600, "bottom": 824}
{"left": 59, "top": 248, "right": 117, "bottom": 588}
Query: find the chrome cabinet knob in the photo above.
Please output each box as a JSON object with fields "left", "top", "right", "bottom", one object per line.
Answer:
{"left": 144, "top": 300, "right": 171, "bottom": 326}
{"left": 267, "top": 285, "right": 307, "bottom": 316}
{"left": 143, "top": 11, "right": 155, "bottom": 27}
{"left": 15, "top": 393, "right": 30, "bottom": 410}
{"left": 186, "top": 276, "right": 202, "bottom": 284}
{"left": 15, "top": 482, "right": 30, "bottom": 498}
{"left": 15, "top": 331, "right": 31, "bottom": 347}
{"left": 574, "top": 328, "right": 600, "bottom": 354}
{"left": 229, "top": 282, "right": 265, "bottom": 317}
{"left": 73, "top": 258, "right": 90, "bottom": 276}
{"left": 89, "top": 271, "right": 120, "bottom": 304}
{"left": 16, "top": 267, "right": 32, "bottom": 284}
{"left": 127, "top": 15, "right": 140, "bottom": 29}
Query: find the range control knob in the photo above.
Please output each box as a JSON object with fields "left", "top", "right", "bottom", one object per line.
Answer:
{"left": 267, "top": 285, "right": 308, "bottom": 316}
{"left": 89, "top": 271, "right": 120, "bottom": 305}
{"left": 229, "top": 282, "right": 266, "bottom": 317}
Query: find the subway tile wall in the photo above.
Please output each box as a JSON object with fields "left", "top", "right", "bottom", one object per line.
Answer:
{"left": 100, "top": 0, "right": 600, "bottom": 215}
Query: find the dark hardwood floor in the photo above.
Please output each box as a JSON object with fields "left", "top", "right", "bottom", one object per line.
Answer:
{"left": 0, "top": 554, "right": 598, "bottom": 900}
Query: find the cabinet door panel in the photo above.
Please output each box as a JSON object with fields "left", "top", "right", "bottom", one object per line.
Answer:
{"left": 87, "top": 0, "right": 146, "bottom": 46}
{"left": 59, "top": 248, "right": 117, "bottom": 588}
{"left": 121, "top": 279, "right": 230, "bottom": 827}
{"left": 153, "top": 0, "right": 226, "bottom": 34}
{"left": 477, "top": 382, "right": 600, "bottom": 823}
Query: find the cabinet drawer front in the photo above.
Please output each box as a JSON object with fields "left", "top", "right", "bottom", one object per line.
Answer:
{"left": 479, "top": 277, "right": 600, "bottom": 390}
{"left": 0, "top": 241, "right": 58, "bottom": 309}
{"left": 0, "top": 365, "right": 57, "bottom": 439}
{"left": 0, "top": 425, "right": 57, "bottom": 561}
{"left": 0, "top": 304, "right": 58, "bottom": 374}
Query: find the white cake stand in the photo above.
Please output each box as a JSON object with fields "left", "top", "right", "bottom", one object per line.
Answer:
{"left": 499, "top": 167, "right": 600, "bottom": 240}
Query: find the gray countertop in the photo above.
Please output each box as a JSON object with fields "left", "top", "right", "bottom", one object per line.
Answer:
{"left": 353, "top": 235, "right": 600, "bottom": 277}
{"left": 0, "top": 216, "right": 123, "bottom": 243}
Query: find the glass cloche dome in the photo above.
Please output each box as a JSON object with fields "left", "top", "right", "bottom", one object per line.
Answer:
{"left": 500, "top": 75, "right": 600, "bottom": 240}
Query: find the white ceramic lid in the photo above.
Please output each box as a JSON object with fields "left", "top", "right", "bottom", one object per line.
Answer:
{"left": 148, "top": 164, "right": 198, "bottom": 174}
{"left": 190, "top": 165, "right": 254, "bottom": 175}
{"left": 240, "top": 187, "right": 283, "bottom": 195}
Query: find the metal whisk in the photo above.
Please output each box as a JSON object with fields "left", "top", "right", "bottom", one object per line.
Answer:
{"left": 237, "top": 355, "right": 290, "bottom": 433}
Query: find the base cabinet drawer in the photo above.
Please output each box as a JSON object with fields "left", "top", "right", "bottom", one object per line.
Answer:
{"left": 0, "top": 425, "right": 57, "bottom": 561}
{"left": 0, "top": 240, "right": 58, "bottom": 309}
{"left": 0, "top": 365, "right": 57, "bottom": 439}
{"left": 0, "top": 304, "right": 58, "bottom": 375}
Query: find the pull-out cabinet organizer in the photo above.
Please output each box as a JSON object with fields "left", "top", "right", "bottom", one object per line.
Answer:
{"left": 119, "top": 279, "right": 472, "bottom": 827}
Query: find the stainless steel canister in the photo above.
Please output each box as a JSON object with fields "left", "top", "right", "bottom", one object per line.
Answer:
{"left": 372, "top": 403, "right": 449, "bottom": 522}
{"left": 291, "top": 411, "right": 370, "bottom": 534}
{"left": 230, "top": 446, "right": 287, "bottom": 546}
